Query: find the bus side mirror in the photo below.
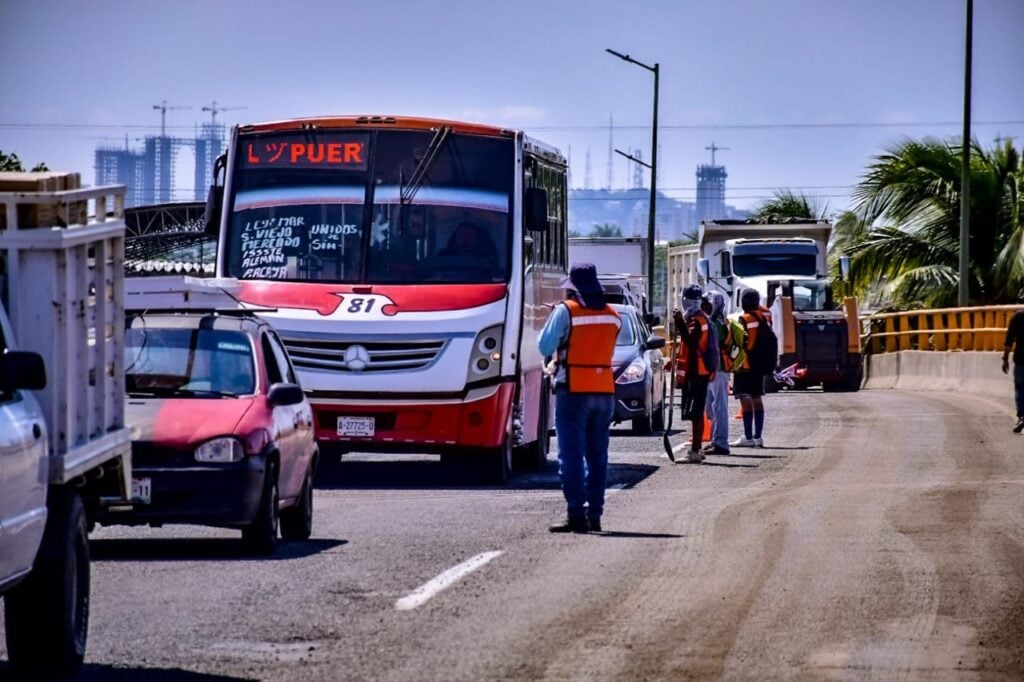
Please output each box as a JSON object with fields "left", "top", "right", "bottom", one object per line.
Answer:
{"left": 525, "top": 187, "right": 549, "bottom": 232}
{"left": 204, "top": 153, "right": 227, "bottom": 237}
{"left": 839, "top": 255, "right": 851, "bottom": 282}
{"left": 203, "top": 185, "right": 223, "bottom": 236}
{"left": 697, "top": 258, "right": 710, "bottom": 281}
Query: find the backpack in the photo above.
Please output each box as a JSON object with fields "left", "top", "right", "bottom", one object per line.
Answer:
{"left": 717, "top": 317, "right": 746, "bottom": 372}
{"left": 691, "top": 311, "right": 719, "bottom": 374}
{"left": 746, "top": 312, "right": 778, "bottom": 374}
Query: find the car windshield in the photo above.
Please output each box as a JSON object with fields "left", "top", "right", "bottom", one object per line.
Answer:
{"left": 615, "top": 313, "right": 637, "bottom": 346}
{"left": 224, "top": 129, "right": 513, "bottom": 284}
{"left": 125, "top": 326, "right": 256, "bottom": 397}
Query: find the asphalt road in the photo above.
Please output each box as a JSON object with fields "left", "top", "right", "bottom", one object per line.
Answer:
{"left": 3, "top": 388, "right": 1024, "bottom": 681}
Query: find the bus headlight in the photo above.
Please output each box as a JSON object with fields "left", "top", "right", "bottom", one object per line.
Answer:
{"left": 616, "top": 358, "right": 646, "bottom": 384}
{"left": 468, "top": 325, "right": 503, "bottom": 381}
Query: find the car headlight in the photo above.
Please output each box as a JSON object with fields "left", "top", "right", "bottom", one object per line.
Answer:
{"left": 616, "top": 358, "right": 647, "bottom": 384}
{"left": 195, "top": 437, "right": 245, "bottom": 463}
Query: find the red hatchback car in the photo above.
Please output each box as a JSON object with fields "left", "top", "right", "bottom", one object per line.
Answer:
{"left": 99, "top": 311, "right": 318, "bottom": 555}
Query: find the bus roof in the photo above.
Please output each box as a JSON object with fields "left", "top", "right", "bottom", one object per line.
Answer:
{"left": 238, "top": 115, "right": 515, "bottom": 139}
{"left": 236, "top": 115, "right": 566, "bottom": 166}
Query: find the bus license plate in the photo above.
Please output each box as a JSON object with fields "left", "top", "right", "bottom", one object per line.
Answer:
{"left": 131, "top": 477, "right": 152, "bottom": 504}
{"left": 337, "top": 416, "right": 375, "bottom": 437}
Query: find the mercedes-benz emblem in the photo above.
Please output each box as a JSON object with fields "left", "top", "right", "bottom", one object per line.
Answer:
{"left": 344, "top": 344, "right": 371, "bottom": 371}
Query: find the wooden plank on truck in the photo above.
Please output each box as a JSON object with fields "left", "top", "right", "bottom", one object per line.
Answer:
{"left": 0, "top": 171, "right": 87, "bottom": 229}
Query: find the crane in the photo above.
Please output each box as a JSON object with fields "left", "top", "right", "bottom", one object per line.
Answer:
{"left": 152, "top": 101, "right": 191, "bottom": 137}
{"left": 705, "top": 142, "right": 730, "bottom": 166}
{"left": 200, "top": 101, "right": 247, "bottom": 127}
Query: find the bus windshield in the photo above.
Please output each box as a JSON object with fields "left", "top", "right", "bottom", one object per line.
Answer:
{"left": 225, "top": 129, "right": 514, "bottom": 285}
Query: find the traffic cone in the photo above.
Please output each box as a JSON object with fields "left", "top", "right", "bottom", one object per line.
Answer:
{"left": 704, "top": 413, "right": 713, "bottom": 436}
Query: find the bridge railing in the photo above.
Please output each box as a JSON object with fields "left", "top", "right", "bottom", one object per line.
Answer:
{"left": 862, "top": 305, "right": 1017, "bottom": 354}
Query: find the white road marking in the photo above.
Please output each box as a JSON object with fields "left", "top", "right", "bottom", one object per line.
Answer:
{"left": 395, "top": 551, "right": 503, "bottom": 611}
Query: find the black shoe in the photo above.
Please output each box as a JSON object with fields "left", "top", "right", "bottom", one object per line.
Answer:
{"left": 1014, "top": 418, "right": 1024, "bottom": 434}
{"left": 703, "top": 444, "right": 731, "bottom": 455}
{"left": 549, "top": 517, "right": 589, "bottom": 534}
{"left": 587, "top": 517, "right": 602, "bottom": 532}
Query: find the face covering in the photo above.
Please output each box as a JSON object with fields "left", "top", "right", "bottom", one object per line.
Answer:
{"left": 682, "top": 297, "right": 701, "bottom": 318}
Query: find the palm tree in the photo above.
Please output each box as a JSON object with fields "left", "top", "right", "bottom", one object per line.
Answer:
{"left": 749, "top": 189, "right": 829, "bottom": 222}
{"left": 849, "top": 137, "right": 1023, "bottom": 307}
{"left": 589, "top": 223, "right": 623, "bottom": 238}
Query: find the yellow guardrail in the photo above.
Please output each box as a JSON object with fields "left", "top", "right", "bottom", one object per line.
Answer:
{"left": 862, "top": 305, "right": 1017, "bottom": 354}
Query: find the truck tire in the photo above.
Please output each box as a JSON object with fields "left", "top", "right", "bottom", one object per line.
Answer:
{"left": 280, "top": 464, "right": 314, "bottom": 542}
{"left": 4, "top": 489, "right": 90, "bottom": 678}
{"left": 242, "top": 460, "right": 279, "bottom": 555}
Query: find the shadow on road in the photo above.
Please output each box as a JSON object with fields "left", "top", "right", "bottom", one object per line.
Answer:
{"left": 315, "top": 458, "right": 659, "bottom": 493}
{"left": 91, "top": 537, "right": 346, "bottom": 562}
{"left": 592, "top": 530, "right": 684, "bottom": 539}
{"left": 0, "top": 662, "right": 256, "bottom": 681}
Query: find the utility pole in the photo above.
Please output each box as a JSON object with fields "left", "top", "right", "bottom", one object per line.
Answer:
{"left": 606, "top": 49, "right": 659, "bottom": 307}
{"left": 958, "top": 0, "right": 973, "bottom": 307}
{"left": 152, "top": 100, "right": 191, "bottom": 137}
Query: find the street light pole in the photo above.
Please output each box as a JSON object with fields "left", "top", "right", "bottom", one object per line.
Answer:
{"left": 607, "top": 49, "right": 659, "bottom": 309}
{"left": 958, "top": 0, "right": 973, "bottom": 307}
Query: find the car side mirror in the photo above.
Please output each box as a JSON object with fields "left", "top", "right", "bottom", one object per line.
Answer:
{"left": 645, "top": 335, "right": 666, "bottom": 351}
{"left": 267, "top": 382, "right": 305, "bottom": 407}
{"left": 525, "top": 187, "right": 549, "bottom": 233}
{"left": 1, "top": 351, "right": 47, "bottom": 391}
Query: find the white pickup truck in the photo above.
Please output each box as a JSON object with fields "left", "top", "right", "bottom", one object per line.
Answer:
{"left": 0, "top": 177, "right": 132, "bottom": 677}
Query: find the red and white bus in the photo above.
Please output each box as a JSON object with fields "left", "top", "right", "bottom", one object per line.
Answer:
{"left": 209, "top": 116, "right": 568, "bottom": 482}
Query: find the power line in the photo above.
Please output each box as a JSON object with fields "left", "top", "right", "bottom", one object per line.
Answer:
{"left": 2, "top": 119, "right": 1022, "bottom": 132}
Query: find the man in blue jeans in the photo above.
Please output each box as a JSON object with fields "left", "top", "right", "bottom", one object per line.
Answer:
{"left": 539, "top": 263, "right": 621, "bottom": 533}
{"left": 1002, "top": 306, "right": 1024, "bottom": 433}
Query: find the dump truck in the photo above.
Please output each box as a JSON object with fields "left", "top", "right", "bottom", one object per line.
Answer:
{"left": 0, "top": 174, "right": 132, "bottom": 676}
{"left": 666, "top": 219, "right": 861, "bottom": 391}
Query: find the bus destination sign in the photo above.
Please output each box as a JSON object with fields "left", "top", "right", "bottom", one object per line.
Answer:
{"left": 243, "top": 134, "right": 369, "bottom": 170}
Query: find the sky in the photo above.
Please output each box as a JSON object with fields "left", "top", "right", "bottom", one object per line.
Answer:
{"left": 2, "top": 0, "right": 1022, "bottom": 214}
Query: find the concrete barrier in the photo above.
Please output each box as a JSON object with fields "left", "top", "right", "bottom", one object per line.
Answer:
{"left": 864, "top": 350, "right": 1011, "bottom": 397}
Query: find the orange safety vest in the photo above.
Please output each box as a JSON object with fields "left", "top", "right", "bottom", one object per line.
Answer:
{"left": 738, "top": 310, "right": 769, "bottom": 371}
{"left": 684, "top": 310, "right": 713, "bottom": 377}
{"left": 562, "top": 300, "right": 621, "bottom": 393}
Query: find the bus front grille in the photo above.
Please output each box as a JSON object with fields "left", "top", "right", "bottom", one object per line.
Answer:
{"left": 280, "top": 337, "right": 448, "bottom": 373}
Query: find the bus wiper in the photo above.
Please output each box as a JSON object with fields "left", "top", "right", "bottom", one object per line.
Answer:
{"left": 400, "top": 125, "right": 452, "bottom": 206}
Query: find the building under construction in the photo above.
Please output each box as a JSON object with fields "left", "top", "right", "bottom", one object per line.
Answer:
{"left": 695, "top": 143, "right": 728, "bottom": 224}
{"left": 94, "top": 103, "right": 241, "bottom": 208}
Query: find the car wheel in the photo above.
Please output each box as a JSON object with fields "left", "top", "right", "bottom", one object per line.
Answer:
{"left": 4, "top": 489, "right": 90, "bottom": 678}
{"left": 280, "top": 463, "right": 314, "bottom": 542}
{"left": 651, "top": 397, "right": 666, "bottom": 432}
{"left": 632, "top": 412, "right": 654, "bottom": 435}
{"left": 242, "top": 460, "right": 279, "bottom": 555}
